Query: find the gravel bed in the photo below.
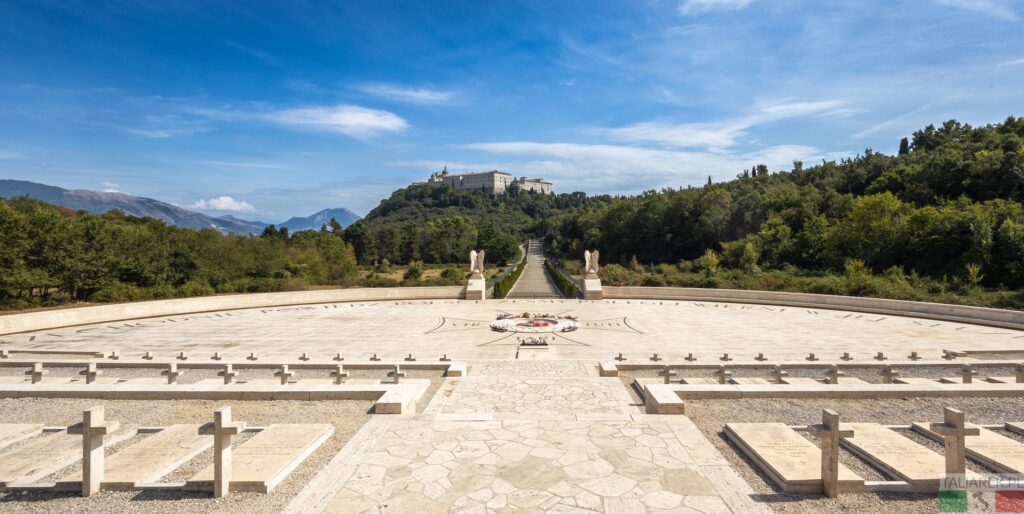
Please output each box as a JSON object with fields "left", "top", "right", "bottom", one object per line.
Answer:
{"left": 683, "top": 397, "right": 1024, "bottom": 513}
{"left": 0, "top": 370, "right": 445, "bottom": 513}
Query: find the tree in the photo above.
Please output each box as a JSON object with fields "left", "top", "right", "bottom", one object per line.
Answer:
{"left": 898, "top": 137, "right": 910, "bottom": 156}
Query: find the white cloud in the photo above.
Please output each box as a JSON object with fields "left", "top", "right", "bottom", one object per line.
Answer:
{"left": 998, "top": 57, "right": 1024, "bottom": 69}
{"left": 101, "top": 181, "right": 122, "bottom": 193}
{"left": 359, "top": 84, "right": 455, "bottom": 105}
{"left": 603, "top": 100, "right": 844, "bottom": 151}
{"left": 932, "top": 0, "right": 1019, "bottom": 21}
{"left": 679, "top": 0, "right": 753, "bottom": 15}
{"left": 462, "top": 140, "right": 848, "bottom": 192}
{"left": 190, "top": 196, "right": 256, "bottom": 212}
{"left": 263, "top": 104, "right": 408, "bottom": 138}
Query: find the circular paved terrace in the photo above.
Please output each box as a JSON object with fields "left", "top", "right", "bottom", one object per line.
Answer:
{"left": 3, "top": 298, "right": 1019, "bottom": 361}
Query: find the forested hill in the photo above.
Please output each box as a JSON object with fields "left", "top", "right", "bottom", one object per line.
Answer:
{"left": 546, "top": 117, "right": 1024, "bottom": 291}
{"left": 344, "top": 183, "right": 608, "bottom": 266}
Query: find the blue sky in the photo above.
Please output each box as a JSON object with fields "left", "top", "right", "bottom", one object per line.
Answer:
{"left": 1, "top": 0, "right": 1022, "bottom": 220}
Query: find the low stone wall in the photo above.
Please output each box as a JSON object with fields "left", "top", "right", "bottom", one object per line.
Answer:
{"left": 604, "top": 286, "right": 1024, "bottom": 330}
{"left": 0, "top": 286, "right": 466, "bottom": 335}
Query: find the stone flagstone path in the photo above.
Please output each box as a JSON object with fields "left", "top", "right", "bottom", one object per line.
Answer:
{"left": 294, "top": 360, "right": 769, "bottom": 513}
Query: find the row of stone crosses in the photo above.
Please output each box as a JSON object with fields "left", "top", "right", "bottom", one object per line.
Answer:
{"left": 69, "top": 405, "right": 246, "bottom": 498}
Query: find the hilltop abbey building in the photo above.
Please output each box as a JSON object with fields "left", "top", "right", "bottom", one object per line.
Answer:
{"left": 425, "top": 168, "right": 553, "bottom": 194}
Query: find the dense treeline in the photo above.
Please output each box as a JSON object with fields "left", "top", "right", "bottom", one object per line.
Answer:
{"left": 3, "top": 116, "right": 1023, "bottom": 310}
{"left": 347, "top": 183, "right": 607, "bottom": 267}
{"left": 547, "top": 117, "right": 1024, "bottom": 292}
{"left": 0, "top": 199, "right": 364, "bottom": 307}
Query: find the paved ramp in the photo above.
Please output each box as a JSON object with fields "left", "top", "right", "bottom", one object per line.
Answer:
{"left": 506, "top": 239, "right": 562, "bottom": 299}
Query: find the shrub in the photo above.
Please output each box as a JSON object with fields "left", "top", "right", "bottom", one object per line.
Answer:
{"left": 179, "top": 279, "right": 215, "bottom": 297}
{"left": 403, "top": 261, "right": 424, "bottom": 281}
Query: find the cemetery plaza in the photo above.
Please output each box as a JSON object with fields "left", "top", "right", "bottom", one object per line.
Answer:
{"left": 1, "top": 296, "right": 1023, "bottom": 512}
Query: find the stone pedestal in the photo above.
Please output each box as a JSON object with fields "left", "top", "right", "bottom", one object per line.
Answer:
{"left": 583, "top": 277, "right": 603, "bottom": 300}
{"left": 465, "top": 277, "right": 485, "bottom": 301}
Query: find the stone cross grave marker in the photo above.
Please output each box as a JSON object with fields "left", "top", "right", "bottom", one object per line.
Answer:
{"left": 299, "top": 353, "right": 310, "bottom": 361}
{"left": 405, "top": 353, "right": 416, "bottom": 361}
{"left": 107, "top": 351, "right": 120, "bottom": 360}
{"left": 27, "top": 362, "right": 46, "bottom": 383}
{"left": 685, "top": 353, "right": 696, "bottom": 362}
{"left": 824, "top": 365, "right": 845, "bottom": 385}
{"left": 67, "top": 406, "right": 120, "bottom": 497}
{"left": 219, "top": 364, "right": 237, "bottom": 385}
{"left": 615, "top": 353, "right": 626, "bottom": 362}
{"left": 331, "top": 365, "right": 349, "bottom": 384}
{"left": 188, "top": 424, "right": 332, "bottom": 494}
{"left": 177, "top": 351, "right": 189, "bottom": 361}
{"left": 80, "top": 363, "right": 101, "bottom": 384}
{"left": 960, "top": 364, "right": 978, "bottom": 384}
{"left": 881, "top": 365, "right": 899, "bottom": 384}
{"left": 650, "top": 353, "right": 661, "bottom": 362}
{"left": 275, "top": 365, "right": 294, "bottom": 385}
{"left": 874, "top": 352, "right": 887, "bottom": 361}
{"left": 755, "top": 353, "right": 767, "bottom": 361}
{"left": 440, "top": 354, "right": 451, "bottom": 362}
{"left": 771, "top": 365, "right": 789, "bottom": 384}
{"left": 661, "top": 365, "right": 679, "bottom": 384}
{"left": 716, "top": 365, "right": 733, "bottom": 384}
{"left": 720, "top": 353, "right": 732, "bottom": 362}
{"left": 809, "top": 409, "right": 855, "bottom": 498}
{"left": 57, "top": 424, "right": 212, "bottom": 490}
{"left": 370, "top": 353, "right": 381, "bottom": 361}
{"left": 333, "top": 353, "right": 344, "bottom": 361}
{"left": 388, "top": 365, "right": 406, "bottom": 384}
{"left": 211, "top": 352, "right": 223, "bottom": 361}
{"left": 142, "top": 351, "right": 154, "bottom": 360}
{"left": 929, "top": 408, "right": 980, "bottom": 476}
{"left": 198, "top": 406, "right": 246, "bottom": 498}
{"left": 162, "top": 363, "right": 182, "bottom": 384}
{"left": 247, "top": 352, "right": 259, "bottom": 361}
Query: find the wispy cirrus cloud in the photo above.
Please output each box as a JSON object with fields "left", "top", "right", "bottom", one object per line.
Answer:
{"left": 462, "top": 140, "right": 849, "bottom": 192}
{"left": 679, "top": 0, "right": 754, "bottom": 15}
{"left": 997, "top": 57, "right": 1024, "bottom": 69}
{"left": 602, "top": 100, "right": 845, "bottom": 151}
{"left": 190, "top": 195, "right": 256, "bottom": 212}
{"left": 192, "top": 103, "right": 409, "bottom": 138}
{"left": 932, "top": 0, "right": 1019, "bottom": 21}
{"left": 265, "top": 105, "right": 409, "bottom": 137}
{"left": 359, "top": 84, "right": 456, "bottom": 105}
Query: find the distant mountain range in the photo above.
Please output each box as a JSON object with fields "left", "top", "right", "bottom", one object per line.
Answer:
{"left": 280, "top": 208, "right": 361, "bottom": 232}
{"left": 0, "top": 179, "right": 360, "bottom": 235}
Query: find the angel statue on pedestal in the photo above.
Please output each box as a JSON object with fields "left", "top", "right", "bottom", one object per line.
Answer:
{"left": 584, "top": 250, "right": 600, "bottom": 276}
{"left": 469, "top": 250, "right": 485, "bottom": 278}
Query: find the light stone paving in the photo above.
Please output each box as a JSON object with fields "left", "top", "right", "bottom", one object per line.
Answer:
{"left": 433, "top": 376, "right": 634, "bottom": 420}
{"left": 326, "top": 417, "right": 765, "bottom": 513}
{"left": 310, "top": 359, "right": 769, "bottom": 513}
{"left": 2, "top": 299, "right": 1019, "bottom": 361}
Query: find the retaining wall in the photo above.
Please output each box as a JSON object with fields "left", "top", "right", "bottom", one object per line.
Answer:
{"left": 0, "top": 286, "right": 466, "bottom": 335}
{"left": 604, "top": 286, "right": 1024, "bottom": 330}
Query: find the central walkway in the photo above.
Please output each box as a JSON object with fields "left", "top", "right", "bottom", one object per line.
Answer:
{"left": 506, "top": 239, "right": 563, "bottom": 299}
{"left": 305, "top": 360, "right": 768, "bottom": 513}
